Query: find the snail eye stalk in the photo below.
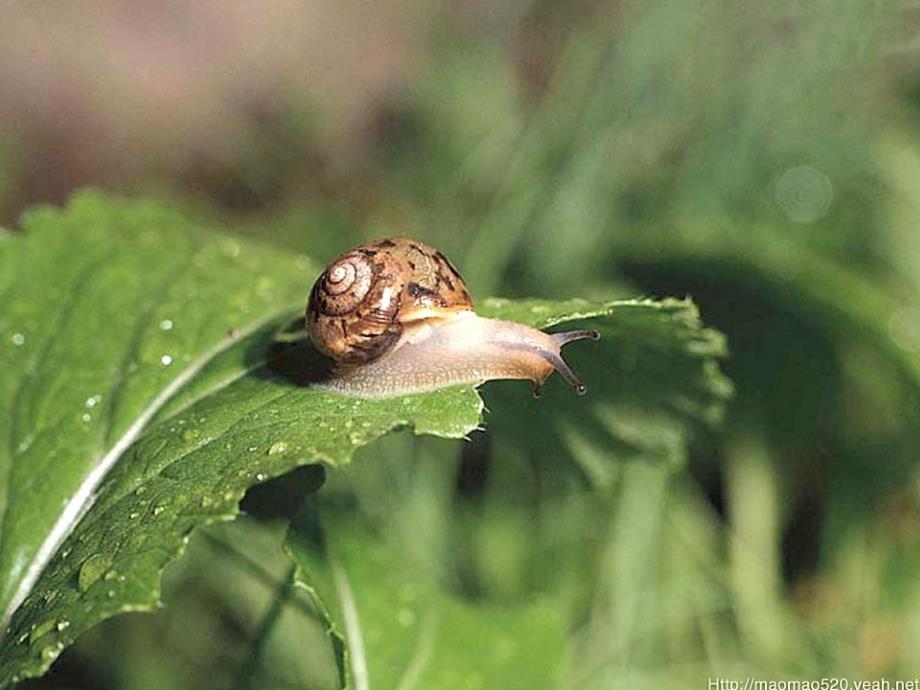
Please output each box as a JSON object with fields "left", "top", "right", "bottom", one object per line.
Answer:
{"left": 542, "top": 330, "right": 600, "bottom": 395}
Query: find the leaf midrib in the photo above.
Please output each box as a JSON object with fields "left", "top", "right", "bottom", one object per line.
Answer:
{"left": 0, "top": 305, "right": 296, "bottom": 628}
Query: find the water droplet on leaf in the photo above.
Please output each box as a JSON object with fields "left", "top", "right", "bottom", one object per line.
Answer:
{"left": 267, "top": 441, "right": 288, "bottom": 456}
{"left": 40, "top": 643, "right": 63, "bottom": 661}
{"left": 78, "top": 553, "right": 113, "bottom": 592}
{"left": 29, "top": 619, "right": 55, "bottom": 644}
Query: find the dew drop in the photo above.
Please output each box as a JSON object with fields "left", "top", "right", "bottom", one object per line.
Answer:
{"left": 40, "top": 643, "right": 63, "bottom": 661}
{"left": 181, "top": 428, "right": 200, "bottom": 443}
{"left": 247, "top": 446, "right": 257, "bottom": 452}
{"left": 103, "top": 569, "right": 119, "bottom": 581}
{"left": 160, "top": 354, "right": 173, "bottom": 367}
{"left": 81, "top": 413, "right": 92, "bottom": 423}
{"left": 84, "top": 394, "right": 102, "bottom": 408}
{"left": 11, "top": 333, "right": 25, "bottom": 346}
{"left": 159, "top": 319, "right": 174, "bottom": 331}
{"left": 29, "top": 619, "right": 55, "bottom": 644}
{"left": 56, "top": 620, "right": 70, "bottom": 633}
{"left": 128, "top": 511, "right": 140, "bottom": 520}
{"left": 153, "top": 505, "right": 166, "bottom": 516}
{"left": 267, "top": 441, "right": 288, "bottom": 456}
{"left": 255, "top": 472, "right": 267, "bottom": 482}
{"left": 78, "top": 553, "right": 113, "bottom": 592}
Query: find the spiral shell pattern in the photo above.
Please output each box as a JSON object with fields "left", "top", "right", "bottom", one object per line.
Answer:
{"left": 307, "top": 237, "right": 474, "bottom": 365}
{"left": 313, "top": 252, "right": 373, "bottom": 315}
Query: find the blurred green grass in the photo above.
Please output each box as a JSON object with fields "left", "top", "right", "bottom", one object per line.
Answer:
{"left": 6, "top": 0, "right": 919, "bottom": 687}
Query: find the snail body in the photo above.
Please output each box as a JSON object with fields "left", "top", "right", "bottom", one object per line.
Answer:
{"left": 307, "top": 237, "right": 598, "bottom": 398}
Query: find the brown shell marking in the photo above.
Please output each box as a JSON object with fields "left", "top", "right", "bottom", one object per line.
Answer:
{"left": 307, "top": 237, "right": 474, "bottom": 365}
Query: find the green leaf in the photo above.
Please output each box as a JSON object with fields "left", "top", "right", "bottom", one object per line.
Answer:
{"left": 286, "top": 503, "right": 569, "bottom": 690}
{"left": 478, "top": 296, "right": 732, "bottom": 490}
{"left": 0, "top": 193, "right": 473, "bottom": 686}
{"left": 0, "top": 192, "right": 729, "bottom": 686}
{"left": 282, "top": 299, "right": 731, "bottom": 688}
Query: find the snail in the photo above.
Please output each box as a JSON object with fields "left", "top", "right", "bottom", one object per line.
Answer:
{"left": 306, "top": 237, "right": 599, "bottom": 398}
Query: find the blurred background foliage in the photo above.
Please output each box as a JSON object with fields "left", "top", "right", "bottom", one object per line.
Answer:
{"left": 2, "top": 0, "right": 919, "bottom": 687}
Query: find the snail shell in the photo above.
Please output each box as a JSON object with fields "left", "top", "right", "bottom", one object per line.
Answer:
{"left": 307, "top": 237, "right": 472, "bottom": 364}
{"left": 306, "top": 237, "right": 598, "bottom": 398}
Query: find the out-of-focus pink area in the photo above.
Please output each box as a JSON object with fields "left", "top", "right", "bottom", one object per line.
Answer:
{"left": 0, "top": 0, "right": 414, "bottom": 211}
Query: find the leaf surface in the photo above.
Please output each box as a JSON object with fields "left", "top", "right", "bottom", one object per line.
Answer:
{"left": 0, "top": 193, "right": 729, "bottom": 686}
{"left": 284, "top": 298, "right": 732, "bottom": 688}
{"left": 287, "top": 507, "right": 569, "bottom": 690}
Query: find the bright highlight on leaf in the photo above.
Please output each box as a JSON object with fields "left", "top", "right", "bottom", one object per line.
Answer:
{"left": 0, "top": 193, "right": 729, "bottom": 687}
